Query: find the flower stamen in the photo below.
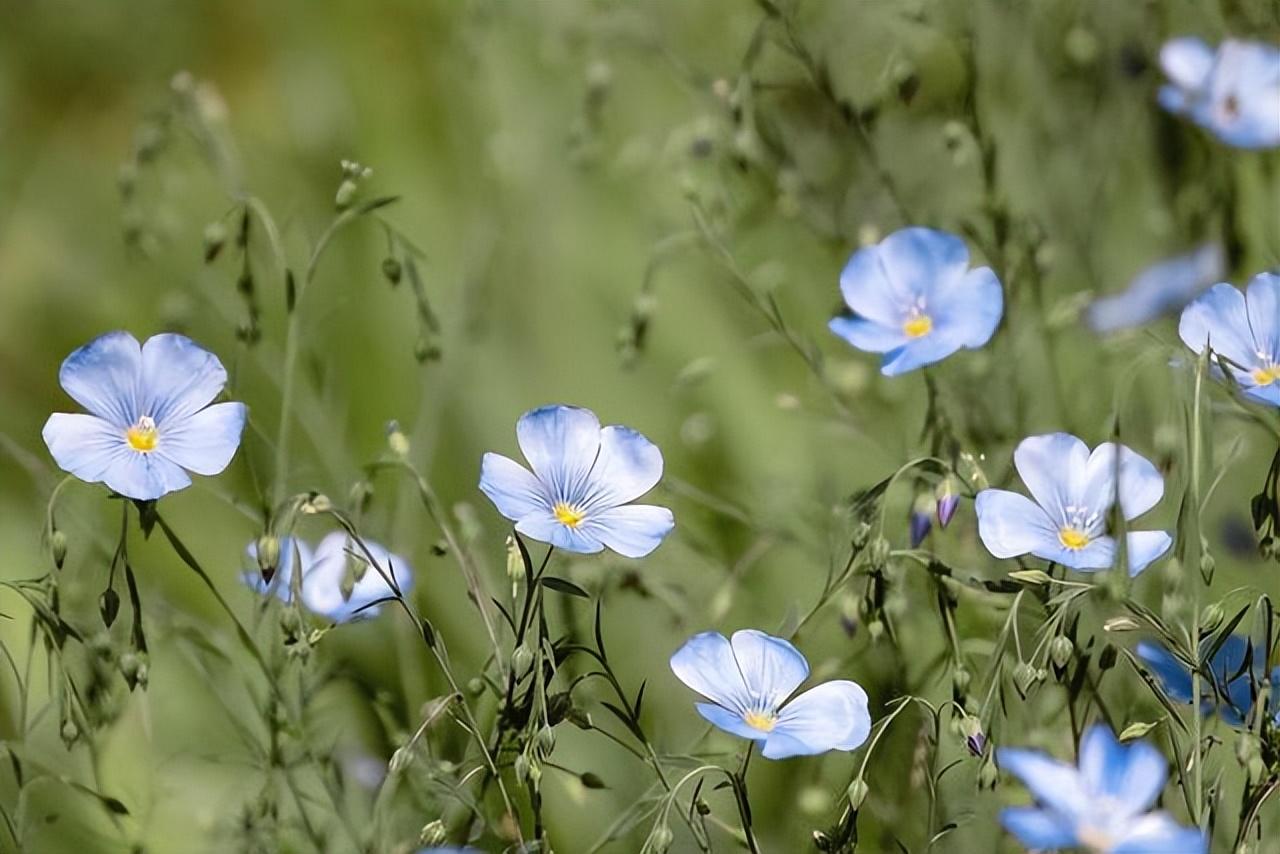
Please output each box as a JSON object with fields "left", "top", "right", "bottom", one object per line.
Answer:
{"left": 1058, "top": 527, "right": 1090, "bottom": 550}
{"left": 553, "top": 502, "right": 586, "bottom": 528}
{"left": 1252, "top": 363, "right": 1280, "bottom": 387}
{"left": 903, "top": 314, "right": 933, "bottom": 339}
{"left": 126, "top": 415, "right": 159, "bottom": 452}
{"left": 743, "top": 710, "right": 776, "bottom": 732}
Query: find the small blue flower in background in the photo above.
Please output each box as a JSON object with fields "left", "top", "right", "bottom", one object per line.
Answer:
{"left": 244, "top": 532, "right": 412, "bottom": 622}
{"left": 1159, "top": 37, "right": 1280, "bottom": 149}
{"left": 829, "top": 226, "right": 1003, "bottom": 376}
{"left": 1179, "top": 272, "right": 1280, "bottom": 407}
{"left": 669, "top": 629, "right": 871, "bottom": 759}
{"left": 1137, "top": 636, "right": 1280, "bottom": 726}
{"left": 479, "top": 404, "right": 675, "bottom": 557}
{"left": 976, "top": 433, "right": 1172, "bottom": 576}
{"left": 1085, "top": 244, "right": 1224, "bottom": 333}
{"left": 998, "top": 724, "right": 1205, "bottom": 853}
{"left": 42, "top": 331, "right": 247, "bottom": 501}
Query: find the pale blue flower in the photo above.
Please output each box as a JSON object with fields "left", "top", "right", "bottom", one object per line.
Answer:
{"left": 829, "top": 227, "right": 1003, "bottom": 376}
{"left": 976, "top": 433, "right": 1172, "bottom": 577}
{"left": 1159, "top": 38, "right": 1280, "bottom": 149}
{"left": 244, "top": 532, "right": 412, "bottom": 622}
{"left": 42, "top": 331, "right": 246, "bottom": 500}
{"left": 998, "top": 725, "right": 1204, "bottom": 853}
{"left": 669, "top": 629, "right": 871, "bottom": 759}
{"left": 479, "top": 405, "right": 674, "bottom": 557}
{"left": 1179, "top": 273, "right": 1280, "bottom": 407}
{"left": 1085, "top": 244, "right": 1224, "bottom": 333}
{"left": 1137, "top": 636, "right": 1280, "bottom": 727}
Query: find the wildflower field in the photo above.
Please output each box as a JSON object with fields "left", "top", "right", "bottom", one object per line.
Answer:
{"left": 1, "top": 1, "right": 1278, "bottom": 853}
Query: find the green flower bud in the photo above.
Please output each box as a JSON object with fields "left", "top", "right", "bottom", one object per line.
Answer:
{"left": 203, "top": 221, "right": 228, "bottom": 262}
{"left": 978, "top": 756, "right": 1000, "bottom": 789}
{"left": 536, "top": 725, "right": 556, "bottom": 756}
{"left": 466, "top": 677, "right": 484, "bottom": 696}
{"left": 50, "top": 529, "right": 68, "bottom": 569}
{"left": 381, "top": 257, "right": 403, "bottom": 285}
{"left": 1199, "top": 550, "right": 1215, "bottom": 582}
{"left": 389, "top": 747, "right": 413, "bottom": 775}
{"left": 846, "top": 777, "right": 869, "bottom": 810}
{"left": 514, "top": 753, "right": 530, "bottom": 784}
{"left": 334, "top": 178, "right": 358, "bottom": 210}
{"left": 418, "top": 820, "right": 447, "bottom": 846}
{"left": 386, "top": 420, "right": 410, "bottom": 458}
{"left": 851, "top": 520, "right": 872, "bottom": 550}
{"left": 1050, "top": 636, "right": 1074, "bottom": 669}
{"left": 869, "top": 536, "right": 891, "bottom": 570}
{"left": 648, "top": 823, "right": 673, "bottom": 853}
{"left": 512, "top": 644, "right": 534, "bottom": 676}
{"left": 1200, "top": 602, "right": 1224, "bottom": 633}
{"left": 61, "top": 720, "right": 79, "bottom": 746}
{"left": 506, "top": 535, "right": 525, "bottom": 593}
{"left": 1013, "top": 662, "right": 1038, "bottom": 696}
{"left": 952, "top": 667, "right": 971, "bottom": 694}
{"left": 256, "top": 534, "right": 280, "bottom": 581}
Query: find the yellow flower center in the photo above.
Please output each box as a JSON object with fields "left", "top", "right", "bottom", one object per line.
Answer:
{"left": 903, "top": 314, "right": 933, "bottom": 339}
{"left": 1253, "top": 364, "right": 1280, "bottom": 387}
{"left": 126, "top": 416, "right": 159, "bottom": 452}
{"left": 1058, "top": 527, "right": 1090, "bottom": 550}
{"left": 553, "top": 502, "right": 585, "bottom": 528}
{"left": 743, "top": 710, "right": 776, "bottom": 732}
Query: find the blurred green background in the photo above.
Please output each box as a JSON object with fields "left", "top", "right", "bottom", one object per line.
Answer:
{"left": 2, "top": 0, "right": 1279, "bottom": 852}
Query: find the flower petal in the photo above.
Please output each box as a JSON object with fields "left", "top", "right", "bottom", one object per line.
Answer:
{"left": 515, "top": 405, "right": 602, "bottom": 503}
{"left": 670, "top": 631, "right": 752, "bottom": 715}
{"left": 975, "top": 489, "right": 1060, "bottom": 559}
{"left": 1111, "top": 813, "right": 1206, "bottom": 854}
{"left": 764, "top": 680, "right": 870, "bottom": 759}
{"left": 828, "top": 316, "right": 909, "bottom": 354}
{"left": 876, "top": 227, "right": 970, "bottom": 304}
{"left": 1246, "top": 272, "right": 1279, "bottom": 361}
{"left": 479, "top": 453, "right": 550, "bottom": 521}
{"left": 515, "top": 509, "right": 604, "bottom": 554}
{"left": 879, "top": 330, "right": 967, "bottom": 376}
{"left": 999, "top": 807, "right": 1079, "bottom": 850}
{"left": 58, "top": 331, "right": 141, "bottom": 427}
{"left": 582, "top": 425, "right": 665, "bottom": 509}
{"left": 1045, "top": 534, "right": 1116, "bottom": 572}
{"left": 1013, "top": 433, "right": 1091, "bottom": 526}
{"left": 581, "top": 504, "right": 674, "bottom": 558}
{"left": 1202, "top": 41, "right": 1280, "bottom": 149}
{"left": 695, "top": 702, "right": 768, "bottom": 742}
{"left": 302, "top": 532, "right": 412, "bottom": 622}
{"left": 43, "top": 413, "right": 128, "bottom": 485}
{"left": 931, "top": 266, "right": 1003, "bottom": 348}
{"left": 103, "top": 451, "right": 193, "bottom": 500}
{"left": 1160, "top": 37, "right": 1215, "bottom": 91}
{"left": 140, "top": 334, "right": 230, "bottom": 425}
{"left": 1085, "top": 244, "right": 1224, "bottom": 334}
{"left": 1136, "top": 641, "right": 1195, "bottom": 703}
{"left": 1082, "top": 443, "right": 1165, "bottom": 521}
{"left": 838, "top": 244, "right": 905, "bottom": 328}
{"left": 1243, "top": 383, "right": 1280, "bottom": 407}
{"left": 996, "top": 747, "right": 1089, "bottom": 820}
{"left": 1179, "top": 283, "right": 1258, "bottom": 368}
{"left": 157, "top": 401, "right": 246, "bottom": 476}
{"left": 1126, "top": 530, "right": 1172, "bottom": 576}
{"left": 729, "top": 630, "right": 809, "bottom": 710}
{"left": 1077, "top": 725, "right": 1167, "bottom": 816}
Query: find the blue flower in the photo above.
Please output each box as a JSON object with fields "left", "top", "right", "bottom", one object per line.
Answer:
{"left": 479, "top": 405, "right": 674, "bottom": 557}
{"left": 1179, "top": 273, "right": 1280, "bottom": 407}
{"left": 975, "top": 433, "right": 1172, "bottom": 577}
{"left": 1137, "top": 636, "right": 1280, "bottom": 726}
{"left": 998, "top": 725, "right": 1205, "bottom": 853}
{"left": 669, "top": 629, "right": 871, "bottom": 759}
{"left": 1159, "top": 38, "right": 1280, "bottom": 149}
{"left": 244, "top": 532, "right": 412, "bottom": 623}
{"left": 829, "top": 227, "right": 1003, "bottom": 376}
{"left": 42, "top": 331, "right": 247, "bottom": 501}
{"left": 1085, "top": 244, "right": 1224, "bottom": 333}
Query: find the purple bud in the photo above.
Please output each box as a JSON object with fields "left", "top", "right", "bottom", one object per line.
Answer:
{"left": 937, "top": 493, "right": 960, "bottom": 528}
{"left": 966, "top": 731, "right": 986, "bottom": 757}
{"left": 910, "top": 511, "right": 932, "bottom": 548}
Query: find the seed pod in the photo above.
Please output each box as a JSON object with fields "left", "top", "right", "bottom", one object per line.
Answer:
{"left": 382, "top": 257, "right": 403, "bottom": 286}
{"left": 50, "top": 529, "right": 68, "bottom": 569}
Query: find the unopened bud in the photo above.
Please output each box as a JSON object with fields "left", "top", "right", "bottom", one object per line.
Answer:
{"left": 846, "top": 778, "right": 869, "bottom": 810}
{"left": 1098, "top": 644, "right": 1118, "bottom": 671}
{"left": 536, "top": 725, "right": 556, "bottom": 755}
{"left": 1200, "top": 602, "right": 1224, "bottom": 633}
{"left": 1013, "top": 662, "right": 1038, "bottom": 696}
{"left": 1199, "top": 550, "right": 1216, "bottom": 582}
{"left": 386, "top": 420, "right": 410, "bottom": 458}
{"left": 389, "top": 747, "right": 413, "bottom": 775}
{"left": 909, "top": 494, "right": 934, "bottom": 548}
{"left": 506, "top": 535, "right": 525, "bottom": 592}
{"left": 851, "top": 520, "right": 872, "bottom": 550}
{"left": 300, "top": 493, "right": 332, "bottom": 514}
{"left": 334, "top": 178, "right": 358, "bottom": 210}
{"left": 50, "top": 529, "right": 68, "bottom": 569}
{"left": 867, "top": 620, "right": 885, "bottom": 642}
{"left": 203, "top": 221, "right": 227, "bottom": 262}
{"left": 1103, "top": 616, "right": 1140, "bottom": 632}
{"left": 1050, "top": 636, "right": 1074, "bottom": 669}
{"left": 869, "top": 536, "right": 890, "bottom": 570}
{"left": 935, "top": 478, "right": 960, "bottom": 528}
{"left": 99, "top": 588, "right": 121, "bottom": 628}
{"left": 512, "top": 644, "right": 534, "bottom": 676}
{"left": 952, "top": 667, "right": 971, "bottom": 694}
{"left": 648, "top": 823, "right": 673, "bottom": 853}
{"left": 381, "top": 257, "right": 403, "bottom": 285}
{"left": 418, "top": 820, "right": 447, "bottom": 846}
{"left": 256, "top": 534, "right": 280, "bottom": 582}
{"left": 962, "top": 716, "right": 986, "bottom": 757}
{"left": 61, "top": 720, "right": 79, "bottom": 746}
{"left": 978, "top": 756, "right": 999, "bottom": 789}
{"left": 514, "top": 753, "right": 530, "bottom": 784}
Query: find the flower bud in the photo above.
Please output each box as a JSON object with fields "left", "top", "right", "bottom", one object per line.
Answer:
{"left": 952, "top": 667, "right": 971, "bottom": 695}
{"left": 389, "top": 747, "right": 415, "bottom": 775}
{"left": 1013, "top": 662, "right": 1038, "bottom": 697}
{"left": 386, "top": 420, "right": 410, "bottom": 459}
{"left": 1199, "top": 550, "right": 1216, "bottom": 583}
{"left": 99, "top": 588, "right": 121, "bottom": 628}
{"left": 50, "top": 529, "right": 68, "bottom": 569}
{"left": 512, "top": 644, "right": 534, "bottom": 676}
{"left": 909, "top": 493, "right": 934, "bottom": 548}
{"left": 851, "top": 520, "right": 871, "bottom": 550}
{"left": 962, "top": 716, "right": 986, "bottom": 757}
{"left": 1098, "top": 644, "right": 1118, "bottom": 671}
{"left": 978, "top": 756, "right": 999, "bottom": 789}
{"left": 1200, "top": 602, "right": 1224, "bottom": 633}
{"left": 535, "top": 725, "right": 556, "bottom": 756}
{"left": 1050, "top": 636, "right": 1073, "bottom": 669}
{"left": 514, "top": 753, "right": 530, "bottom": 784}
{"left": 868, "top": 536, "right": 890, "bottom": 570}
{"left": 203, "top": 221, "right": 228, "bottom": 262}
{"left": 61, "top": 720, "right": 79, "bottom": 747}
{"left": 381, "top": 257, "right": 403, "bottom": 286}
{"left": 334, "top": 178, "right": 358, "bottom": 210}
{"left": 935, "top": 478, "right": 960, "bottom": 528}
{"left": 256, "top": 534, "right": 280, "bottom": 582}
{"left": 648, "top": 823, "right": 673, "bottom": 853}
{"left": 506, "top": 535, "right": 525, "bottom": 594}
{"left": 418, "top": 820, "right": 447, "bottom": 846}
{"left": 846, "top": 777, "right": 869, "bottom": 810}
{"left": 1103, "top": 616, "right": 1140, "bottom": 632}
{"left": 867, "top": 620, "right": 885, "bottom": 642}
{"left": 958, "top": 451, "right": 989, "bottom": 491}
{"left": 300, "top": 493, "right": 332, "bottom": 514}
{"left": 467, "top": 677, "right": 484, "bottom": 696}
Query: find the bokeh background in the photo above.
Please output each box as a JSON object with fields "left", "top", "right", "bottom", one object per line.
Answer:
{"left": 1, "top": 0, "right": 1278, "bottom": 852}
